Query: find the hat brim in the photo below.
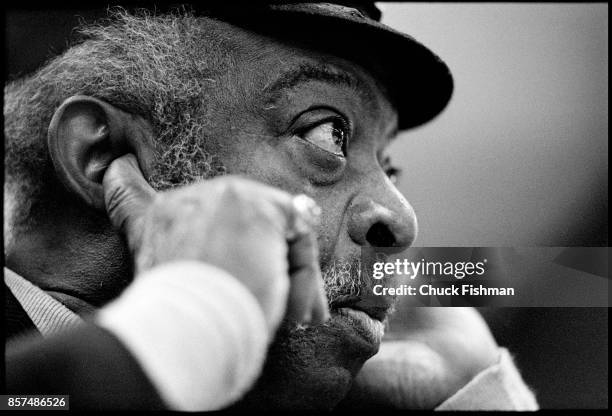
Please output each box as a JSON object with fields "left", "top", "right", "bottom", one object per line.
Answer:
{"left": 212, "top": 4, "right": 454, "bottom": 131}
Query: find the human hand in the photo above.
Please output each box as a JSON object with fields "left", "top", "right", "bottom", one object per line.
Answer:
{"left": 102, "top": 154, "right": 329, "bottom": 335}
{"left": 339, "top": 307, "right": 499, "bottom": 409}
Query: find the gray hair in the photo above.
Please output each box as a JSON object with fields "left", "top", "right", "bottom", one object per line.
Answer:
{"left": 4, "top": 8, "right": 264, "bottom": 239}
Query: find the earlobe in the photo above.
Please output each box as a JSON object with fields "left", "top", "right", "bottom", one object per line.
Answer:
{"left": 47, "top": 95, "right": 155, "bottom": 211}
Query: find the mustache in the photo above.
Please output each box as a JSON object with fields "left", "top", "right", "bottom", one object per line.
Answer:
{"left": 321, "top": 257, "right": 367, "bottom": 305}
{"left": 321, "top": 257, "right": 400, "bottom": 312}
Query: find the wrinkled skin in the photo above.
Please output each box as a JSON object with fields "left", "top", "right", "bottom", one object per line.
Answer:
{"left": 194, "top": 44, "right": 415, "bottom": 410}
{"left": 6, "top": 23, "right": 498, "bottom": 410}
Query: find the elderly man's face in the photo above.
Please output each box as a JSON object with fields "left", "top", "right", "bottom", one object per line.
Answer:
{"left": 156, "top": 31, "right": 417, "bottom": 409}
{"left": 4, "top": 13, "right": 418, "bottom": 409}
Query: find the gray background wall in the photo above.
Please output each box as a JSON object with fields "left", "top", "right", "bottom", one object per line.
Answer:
{"left": 382, "top": 3, "right": 608, "bottom": 247}
{"left": 381, "top": 4, "right": 608, "bottom": 408}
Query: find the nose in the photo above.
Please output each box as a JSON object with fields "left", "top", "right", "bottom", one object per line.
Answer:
{"left": 347, "top": 182, "right": 417, "bottom": 249}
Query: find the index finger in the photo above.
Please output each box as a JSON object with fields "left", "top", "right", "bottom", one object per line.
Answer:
{"left": 103, "top": 154, "right": 156, "bottom": 251}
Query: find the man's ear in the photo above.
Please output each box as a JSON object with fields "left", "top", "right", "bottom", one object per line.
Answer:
{"left": 47, "top": 95, "right": 156, "bottom": 211}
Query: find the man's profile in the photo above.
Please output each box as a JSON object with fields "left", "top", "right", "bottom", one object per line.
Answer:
{"left": 4, "top": 2, "right": 538, "bottom": 410}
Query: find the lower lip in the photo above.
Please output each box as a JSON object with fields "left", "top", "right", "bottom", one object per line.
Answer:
{"left": 333, "top": 307, "right": 385, "bottom": 346}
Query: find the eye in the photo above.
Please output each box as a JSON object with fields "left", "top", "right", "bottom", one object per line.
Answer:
{"left": 297, "top": 119, "right": 348, "bottom": 157}
{"left": 381, "top": 156, "right": 402, "bottom": 185}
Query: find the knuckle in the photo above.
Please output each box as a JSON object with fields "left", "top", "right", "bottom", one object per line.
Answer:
{"left": 104, "top": 183, "right": 127, "bottom": 220}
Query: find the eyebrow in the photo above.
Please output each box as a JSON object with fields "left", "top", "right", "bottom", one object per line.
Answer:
{"left": 263, "top": 62, "right": 375, "bottom": 105}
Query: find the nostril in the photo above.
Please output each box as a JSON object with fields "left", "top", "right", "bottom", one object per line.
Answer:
{"left": 366, "top": 222, "right": 396, "bottom": 247}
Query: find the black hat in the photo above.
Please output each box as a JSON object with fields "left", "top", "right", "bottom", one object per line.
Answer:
{"left": 203, "top": 1, "right": 454, "bottom": 131}
{"left": 7, "top": 1, "right": 453, "bottom": 131}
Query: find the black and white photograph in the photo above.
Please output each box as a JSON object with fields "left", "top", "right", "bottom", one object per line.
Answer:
{"left": 3, "top": 1, "right": 608, "bottom": 411}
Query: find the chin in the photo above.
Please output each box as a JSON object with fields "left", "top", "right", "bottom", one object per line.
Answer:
{"left": 229, "top": 316, "right": 380, "bottom": 411}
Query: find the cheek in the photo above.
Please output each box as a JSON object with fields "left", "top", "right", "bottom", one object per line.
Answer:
{"left": 211, "top": 133, "right": 350, "bottom": 266}
{"left": 314, "top": 195, "right": 349, "bottom": 266}
{"left": 292, "top": 191, "right": 352, "bottom": 269}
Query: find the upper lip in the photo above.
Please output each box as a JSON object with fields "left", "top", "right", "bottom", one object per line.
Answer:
{"left": 331, "top": 296, "right": 392, "bottom": 322}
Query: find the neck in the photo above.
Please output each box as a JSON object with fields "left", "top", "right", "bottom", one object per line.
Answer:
{"left": 6, "top": 215, "right": 133, "bottom": 315}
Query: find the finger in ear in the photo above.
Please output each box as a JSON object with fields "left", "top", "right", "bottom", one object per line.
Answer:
{"left": 47, "top": 95, "right": 155, "bottom": 211}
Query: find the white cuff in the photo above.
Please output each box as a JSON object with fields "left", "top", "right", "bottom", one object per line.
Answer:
{"left": 435, "top": 348, "right": 538, "bottom": 411}
{"left": 96, "top": 261, "right": 268, "bottom": 411}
